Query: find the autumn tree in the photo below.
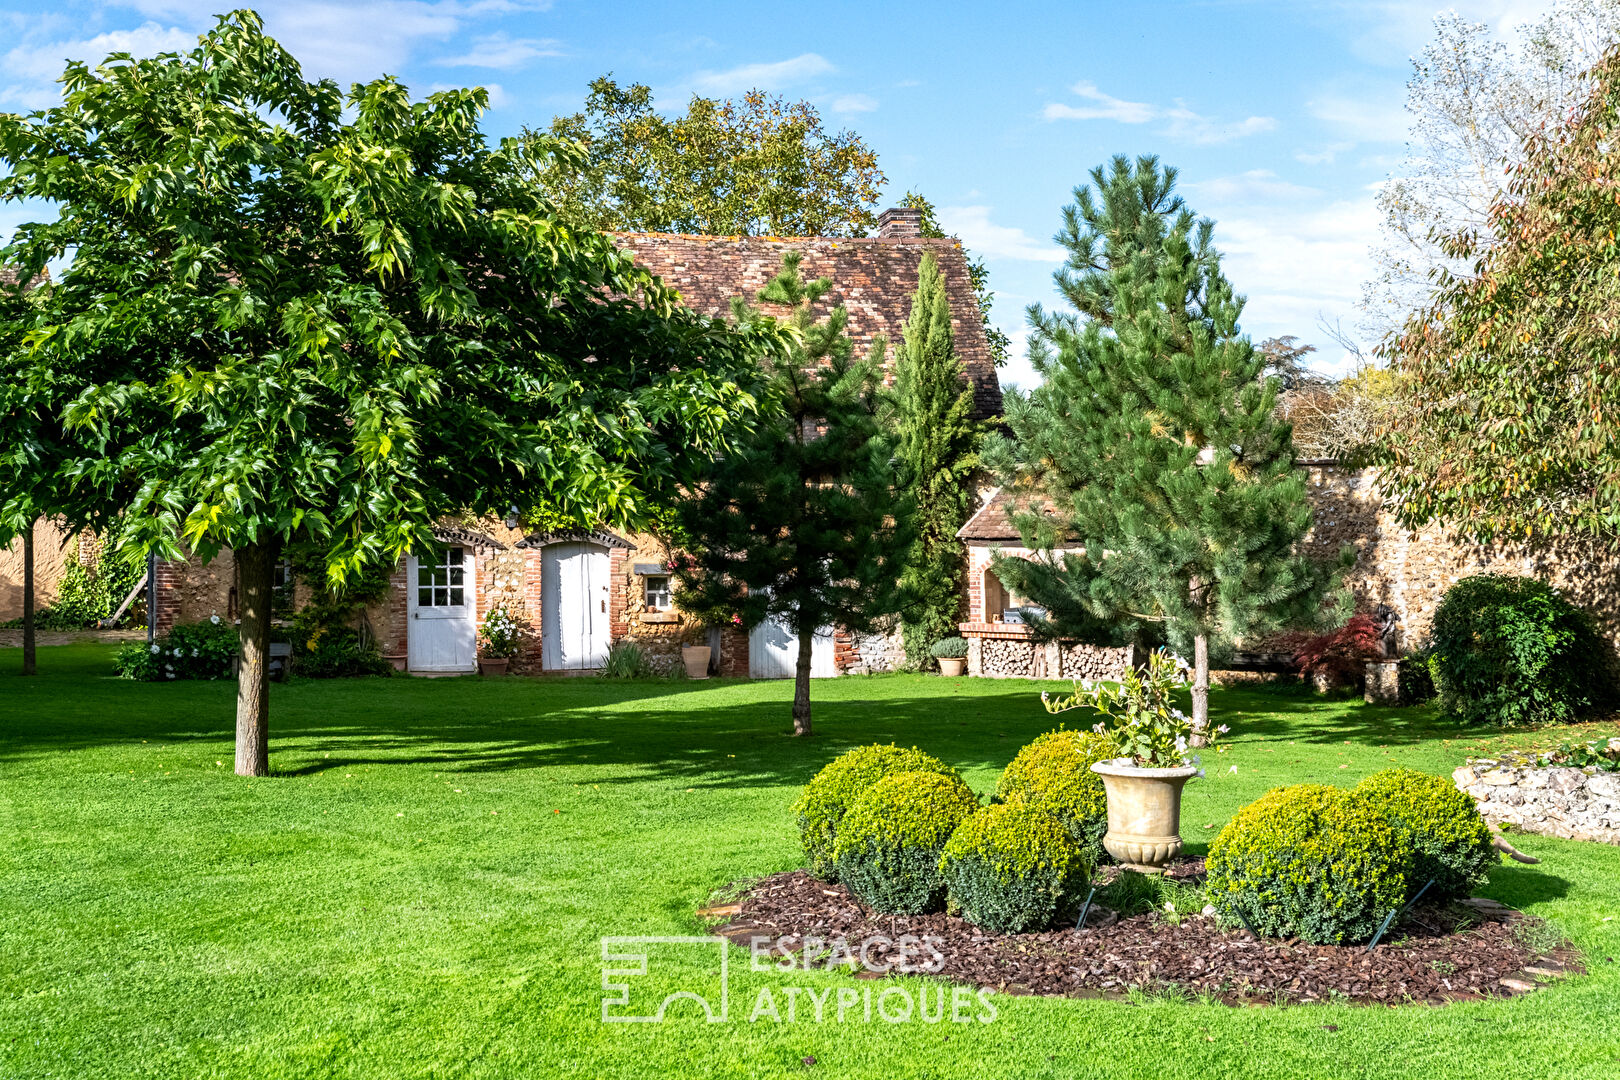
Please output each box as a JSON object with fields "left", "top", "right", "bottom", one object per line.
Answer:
{"left": 0, "top": 11, "right": 781, "bottom": 774}
{"left": 1381, "top": 43, "right": 1620, "bottom": 541}
{"left": 530, "top": 77, "right": 885, "bottom": 237}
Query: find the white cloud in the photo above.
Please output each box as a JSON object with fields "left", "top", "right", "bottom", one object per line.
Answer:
{"left": 1044, "top": 80, "right": 1275, "bottom": 145}
{"left": 1300, "top": 1, "right": 1559, "bottom": 66}
{"left": 1307, "top": 91, "right": 1409, "bottom": 143}
{"left": 937, "top": 206, "right": 1066, "bottom": 263}
{"left": 1295, "top": 141, "right": 1356, "bottom": 165}
{"left": 1, "top": 22, "right": 195, "bottom": 109}
{"left": 1187, "top": 170, "right": 1320, "bottom": 204}
{"left": 687, "top": 53, "right": 834, "bottom": 95}
{"left": 434, "top": 32, "right": 561, "bottom": 68}
{"left": 830, "top": 93, "right": 878, "bottom": 114}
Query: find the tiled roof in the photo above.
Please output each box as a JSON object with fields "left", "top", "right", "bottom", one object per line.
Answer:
{"left": 611, "top": 232, "right": 1004, "bottom": 421}
{"left": 957, "top": 486, "right": 1070, "bottom": 542}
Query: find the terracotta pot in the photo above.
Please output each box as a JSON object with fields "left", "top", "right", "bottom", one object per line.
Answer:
{"left": 1090, "top": 759, "right": 1200, "bottom": 873}
{"left": 681, "top": 644, "right": 711, "bottom": 679}
{"left": 477, "top": 657, "right": 511, "bottom": 676}
{"left": 383, "top": 654, "right": 407, "bottom": 673}
{"left": 937, "top": 657, "right": 967, "bottom": 677}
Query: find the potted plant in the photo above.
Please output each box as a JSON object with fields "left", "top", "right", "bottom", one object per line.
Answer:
{"left": 680, "top": 626, "right": 711, "bottom": 680}
{"left": 1042, "top": 650, "right": 1226, "bottom": 873}
{"left": 931, "top": 636, "right": 969, "bottom": 676}
{"left": 477, "top": 605, "right": 521, "bottom": 675}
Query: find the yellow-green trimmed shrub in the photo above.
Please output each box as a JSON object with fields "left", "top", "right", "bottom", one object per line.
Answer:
{"left": 835, "top": 771, "right": 980, "bottom": 914}
{"left": 939, "top": 798, "right": 1087, "bottom": 933}
{"left": 793, "top": 744, "right": 956, "bottom": 880}
{"left": 1352, "top": 768, "right": 1498, "bottom": 902}
{"left": 994, "top": 728, "right": 1113, "bottom": 867}
{"left": 1205, "top": 785, "right": 1405, "bottom": 945}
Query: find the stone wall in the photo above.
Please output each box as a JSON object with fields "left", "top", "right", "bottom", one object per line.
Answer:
{"left": 0, "top": 519, "right": 81, "bottom": 620}
{"left": 836, "top": 623, "right": 906, "bottom": 674}
{"left": 1453, "top": 755, "right": 1620, "bottom": 844}
{"left": 1299, "top": 464, "right": 1620, "bottom": 655}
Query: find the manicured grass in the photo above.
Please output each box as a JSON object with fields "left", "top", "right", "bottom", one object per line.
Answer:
{"left": 4, "top": 645, "right": 1620, "bottom": 1079}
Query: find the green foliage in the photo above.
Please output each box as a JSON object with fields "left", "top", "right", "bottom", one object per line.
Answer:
{"left": 793, "top": 743, "right": 956, "bottom": 880}
{"left": 929, "top": 636, "right": 969, "bottom": 660}
{"left": 0, "top": 546, "right": 144, "bottom": 630}
{"left": 671, "top": 253, "right": 913, "bottom": 733}
{"left": 1352, "top": 769, "right": 1497, "bottom": 902}
{"left": 834, "top": 770, "right": 980, "bottom": 914}
{"left": 115, "top": 620, "right": 238, "bottom": 681}
{"left": 287, "top": 619, "right": 391, "bottom": 679}
{"left": 993, "top": 728, "right": 1113, "bottom": 867}
{"left": 0, "top": 11, "right": 781, "bottom": 588}
{"left": 599, "top": 640, "right": 659, "bottom": 679}
{"left": 898, "top": 191, "right": 1010, "bottom": 368}
{"left": 1428, "top": 574, "right": 1614, "bottom": 726}
{"left": 532, "top": 77, "right": 885, "bottom": 237}
{"left": 983, "top": 155, "right": 1348, "bottom": 722}
{"left": 1043, "top": 649, "right": 1223, "bottom": 767}
{"left": 1205, "top": 784, "right": 1406, "bottom": 945}
{"left": 1399, "top": 649, "right": 1437, "bottom": 704}
{"left": 1380, "top": 46, "right": 1620, "bottom": 540}
{"left": 939, "top": 798, "right": 1087, "bottom": 933}
{"left": 886, "top": 252, "right": 982, "bottom": 670}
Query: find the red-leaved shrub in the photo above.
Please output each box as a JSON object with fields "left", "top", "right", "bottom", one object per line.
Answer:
{"left": 1291, "top": 615, "right": 1384, "bottom": 683}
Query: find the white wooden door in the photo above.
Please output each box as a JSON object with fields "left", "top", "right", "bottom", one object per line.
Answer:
{"left": 541, "top": 542, "right": 611, "bottom": 671}
{"left": 407, "top": 545, "right": 476, "bottom": 672}
{"left": 749, "top": 614, "right": 836, "bottom": 679}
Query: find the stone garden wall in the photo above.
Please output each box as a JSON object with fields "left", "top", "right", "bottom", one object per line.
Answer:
{"left": 1453, "top": 755, "right": 1620, "bottom": 844}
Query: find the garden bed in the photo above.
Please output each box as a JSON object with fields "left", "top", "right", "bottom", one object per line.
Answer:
{"left": 710, "top": 865, "right": 1583, "bottom": 1006}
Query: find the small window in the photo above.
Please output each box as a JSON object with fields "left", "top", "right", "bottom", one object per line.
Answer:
{"left": 416, "top": 546, "right": 467, "bottom": 608}
{"left": 271, "top": 560, "right": 296, "bottom": 616}
{"left": 644, "top": 575, "right": 672, "bottom": 612}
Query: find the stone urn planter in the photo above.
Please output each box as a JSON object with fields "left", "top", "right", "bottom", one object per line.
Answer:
{"left": 1090, "top": 759, "right": 1200, "bottom": 873}
{"left": 477, "top": 657, "right": 511, "bottom": 676}
{"left": 938, "top": 657, "right": 967, "bottom": 677}
{"left": 681, "top": 645, "right": 712, "bottom": 680}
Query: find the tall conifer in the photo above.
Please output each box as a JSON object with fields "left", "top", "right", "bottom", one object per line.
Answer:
{"left": 985, "top": 156, "right": 1346, "bottom": 739}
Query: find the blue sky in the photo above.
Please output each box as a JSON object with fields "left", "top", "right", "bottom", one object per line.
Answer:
{"left": 0, "top": 0, "right": 1563, "bottom": 386}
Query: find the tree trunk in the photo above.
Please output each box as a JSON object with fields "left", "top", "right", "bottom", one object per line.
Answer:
{"left": 235, "top": 541, "right": 276, "bottom": 777}
{"left": 1189, "top": 632, "right": 1210, "bottom": 747}
{"left": 792, "top": 626, "right": 814, "bottom": 737}
{"left": 21, "top": 529, "right": 36, "bottom": 676}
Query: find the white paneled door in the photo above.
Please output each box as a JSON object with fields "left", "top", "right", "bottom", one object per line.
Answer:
{"left": 748, "top": 615, "right": 836, "bottom": 679}
{"left": 541, "top": 541, "right": 611, "bottom": 671}
{"left": 407, "top": 545, "right": 477, "bottom": 672}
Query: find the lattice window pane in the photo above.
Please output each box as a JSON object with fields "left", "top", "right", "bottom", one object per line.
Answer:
{"left": 449, "top": 588, "right": 464, "bottom": 606}
{"left": 418, "top": 588, "right": 433, "bottom": 607}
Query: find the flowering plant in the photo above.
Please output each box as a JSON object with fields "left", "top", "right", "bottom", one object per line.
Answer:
{"left": 1040, "top": 649, "right": 1225, "bottom": 769}
{"left": 478, "top": 605, "right": 523, "bottom": 659}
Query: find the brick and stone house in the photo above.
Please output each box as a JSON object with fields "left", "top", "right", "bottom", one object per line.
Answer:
{"left": 953, "top": 464, "right": 1620, "bottom": 679}
{"left": 142, "top": 208, "right": 1004, "bottom": 677}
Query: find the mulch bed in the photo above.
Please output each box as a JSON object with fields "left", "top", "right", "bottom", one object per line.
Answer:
{"left": 707, "top": 863, "right": 1584, "bottom": 1006}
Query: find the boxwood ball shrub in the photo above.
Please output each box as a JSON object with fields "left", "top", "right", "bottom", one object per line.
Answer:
{"left": 794, "top": 745, "right": 957, "bottom": 881}
{"left": 1429, "top": 573, "right": 1615, "bottom": 727}
{"left": 939, "top": 798, "right": 1087, "bottom": 933}
{"left": 1352, "top": 768, "right": 1497, "bottom": 902}
{"left": 1205, "top": 784, "right": 1405, "bottom": 945}
{"left": 994, "top": 728, "right": 1113, "bottom": 868}
{"left": 834, "top": 771, "right": 980, "bottom": 914}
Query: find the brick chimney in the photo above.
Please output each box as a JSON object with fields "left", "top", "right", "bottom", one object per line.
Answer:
{"left": 875, "top": 206, "right": 924, "bottom": 238}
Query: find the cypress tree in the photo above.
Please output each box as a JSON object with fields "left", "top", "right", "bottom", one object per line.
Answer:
{"left": 889, "top": 253, "right": 982, "bottom": 668}
{"left": 985, "top": 156, "right": 1347, "bottom": 740}
{"left": 674, "top": 252, "right": 912, "bottom": 735}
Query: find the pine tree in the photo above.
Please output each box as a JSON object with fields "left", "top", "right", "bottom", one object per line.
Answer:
{"left": 889, "top": 253, "right": 982, "bottom": 669}
{"left": 673, "top": 253, "right": 912, "bottom": 735}
{"left": 984, "top": 156, "right": 1346, "bottom": 741}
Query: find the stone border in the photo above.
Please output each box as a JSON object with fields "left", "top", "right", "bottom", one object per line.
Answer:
{"left": 1454, "top": 758, "right": 1620, "bottom": 844}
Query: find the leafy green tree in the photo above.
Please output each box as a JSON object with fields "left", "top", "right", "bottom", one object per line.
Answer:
{"left": 1380, "top": 45, "right": 1620, "bottom": 542}
{"left": 0, "top": 11, "right": 781, "bottom": 775}
{"left": 530, "top": 77, "right": 886, "bottom": 237}
{"left": 888, "top": 253, "right": 982, "bottom": 668}
{"left": 673, "top": 253, "right": 912, "bottom": 735}
{"left": 984, "top": 156, "right": 1345, "bottom": 741}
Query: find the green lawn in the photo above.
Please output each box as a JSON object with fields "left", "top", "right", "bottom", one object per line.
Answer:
{"left": 4, "top": 645, "right": 1620, "bottom": 1079}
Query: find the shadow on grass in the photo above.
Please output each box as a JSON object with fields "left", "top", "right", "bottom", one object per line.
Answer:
{"left": 1486, "top": 863, "right": 1573, "bottom": 908}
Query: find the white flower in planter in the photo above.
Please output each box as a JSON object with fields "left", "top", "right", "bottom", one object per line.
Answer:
{"left": 210, "top": 614, "right": 221, "bottom": 625}
{"left": 150, "top": 644, "right": 160, "bottom": 654}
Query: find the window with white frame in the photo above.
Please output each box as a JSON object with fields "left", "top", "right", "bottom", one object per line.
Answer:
{"left": 644, "top": 575, "right": 672, "bottom": 612}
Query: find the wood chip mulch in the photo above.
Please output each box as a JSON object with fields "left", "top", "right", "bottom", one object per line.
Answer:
{"left": 708, "top": 867, "right": 1584, "bottom": 1007}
